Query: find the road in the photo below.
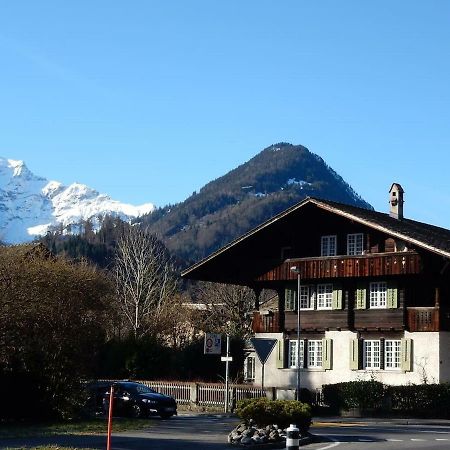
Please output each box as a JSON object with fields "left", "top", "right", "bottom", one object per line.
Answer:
{"left": 2, "top": 414, "right": 450, "bottom": 449}
{"left": 309, "top": 419, "right": 450, "bottom": 449}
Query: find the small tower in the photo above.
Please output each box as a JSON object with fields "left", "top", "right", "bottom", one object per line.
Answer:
{"left": 389, "top": 183, "right": 404, "bottom": 220}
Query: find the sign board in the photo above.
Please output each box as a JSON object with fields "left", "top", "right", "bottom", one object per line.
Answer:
{"left": 221, "top": 356, "right": 233, "bottom": 362}
{"left": 251, "top": 338, "right": 277, "bottom": 364}
{"left": 204, "top": 333, "right": 222, "bottom": 355}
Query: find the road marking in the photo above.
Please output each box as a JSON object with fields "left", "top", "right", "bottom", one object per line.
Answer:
{"left": 317, "top": 437, "right": 341, "bottom": 449}
{"left": 411, "top": 438, "right": 426, "bottom": 441}
{"left": 436, "top": 438, "right": 449, "bottom": 441}
{"left": 358, "top": 439, "right": 375, "bottom": 442}
{"left": 387, "top": 439, "right": 404, "bottom": 442}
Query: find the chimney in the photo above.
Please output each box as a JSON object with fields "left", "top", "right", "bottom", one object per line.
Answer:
{"left": 389, "top": 183, "right": 404, "bottom": 220}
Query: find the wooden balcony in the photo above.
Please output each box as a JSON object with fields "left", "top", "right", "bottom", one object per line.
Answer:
{"left": 407, "top": 307, "right": 440, "bottom": 332}
{"left": 252, "top": 311, "right": 280, "bottom": 333}
{"left": 285, "top": 310, "right": 350, "bottom": 332}
{"left": 256, "top": 251, "right": 421, "bottom": 281}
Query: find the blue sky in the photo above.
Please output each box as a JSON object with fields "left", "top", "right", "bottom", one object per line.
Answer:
{"left": 1, "top": 1, "right": 450, "bottom": 227}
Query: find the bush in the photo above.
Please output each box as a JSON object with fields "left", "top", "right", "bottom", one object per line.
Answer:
{"left": 235, "top": 397, "right": 311, "bottom": 434}
{"left": 322, "top": 380, "right": 386, "bottom": 412}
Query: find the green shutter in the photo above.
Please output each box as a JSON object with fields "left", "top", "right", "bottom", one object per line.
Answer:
{"left": 332, "top": 285, "right": 343, "bottom": 310}
{"left": 322, "top": 338, "right": 333, "bottom": 370}
{"left": 355, "top": 284, "right": 366, "bottom": 309}
{"left": 387, "top": 282, "right": 398, "bottom": 309}
{"left": 350, "top": 338, "right": 360, "bottom": 370}
{"left": 276, "top": 339, "right": 286, "bottom": 369}
{"left": 285, "top": 288, "right": 296, "bottom": 311}
{"left": 401, "top": 338, "right": 413, "bottom": 371}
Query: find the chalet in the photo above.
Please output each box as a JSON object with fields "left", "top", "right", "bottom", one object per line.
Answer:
{"left": 182, "top": 184, "right": 450, "bottom": 392}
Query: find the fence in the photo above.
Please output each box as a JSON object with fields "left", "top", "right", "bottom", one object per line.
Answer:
{"left": 136, "top": 380, "right": 266, "bottom": 410}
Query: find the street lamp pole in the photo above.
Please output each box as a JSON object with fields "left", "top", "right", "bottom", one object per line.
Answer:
{"left": 290, "top": 266, "right": 301, "bottom": 401}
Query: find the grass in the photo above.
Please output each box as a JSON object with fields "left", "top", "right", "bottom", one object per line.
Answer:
{"left": 0, "top": 417, "right": 153, "bottom": 439}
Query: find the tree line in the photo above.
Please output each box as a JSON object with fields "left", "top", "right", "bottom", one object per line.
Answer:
{"left": 1, "top": 223, "right": 258, "bottom": 420}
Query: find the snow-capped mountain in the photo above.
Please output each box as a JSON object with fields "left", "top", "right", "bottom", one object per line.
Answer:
{"left": 0, "top": 157, "right": 155, "bottom": 244}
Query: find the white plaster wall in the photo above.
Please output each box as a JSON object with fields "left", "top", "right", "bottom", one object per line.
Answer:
{"left": 253, "top": 331, "right": 446, "bottom": 390}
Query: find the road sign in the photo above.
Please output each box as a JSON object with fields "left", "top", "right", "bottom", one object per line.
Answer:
{"left": 221, "top": 356, "right": 233, "bottom": 362}
{"left": 204, "top": 333, "right": 222, "bottom": 355}
{"left": 250, "top": 338, "right": 277, "bottom": 364}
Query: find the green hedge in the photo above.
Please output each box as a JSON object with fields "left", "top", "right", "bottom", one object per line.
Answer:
{"left": 235, "top": 397, "right": 311, "bottom": 434}
{"left": 322, "top": 380, "right": 386, "bottom": 412}
{"left": 322, "top": 381, "right": 450, "bottom": 418}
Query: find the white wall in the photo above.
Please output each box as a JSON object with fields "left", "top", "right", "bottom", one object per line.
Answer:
{"left": 253, "top": 331, "right": 447, "bottom": 390}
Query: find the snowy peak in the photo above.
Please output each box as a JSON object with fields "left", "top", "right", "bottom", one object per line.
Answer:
{"left": 0, "top": 156, "right": 155, "bottom": 244}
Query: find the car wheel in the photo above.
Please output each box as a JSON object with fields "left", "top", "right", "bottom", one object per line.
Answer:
{"left": 160, "top": 412, "right": 172, "bottom": 419}
{"left": 130, "top": 404, "right": 144, "bottom": 418}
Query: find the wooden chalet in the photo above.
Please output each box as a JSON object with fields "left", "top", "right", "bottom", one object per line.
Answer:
{"left": 182, "top": 184, "right": 450, "bottom": 390}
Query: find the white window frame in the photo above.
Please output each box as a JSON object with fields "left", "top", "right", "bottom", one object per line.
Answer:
{"left": 244, "top": 355, "right": 256, "bottom": 381}
{"left": 370, "top": 282, "right": 387, "bottom": 309}
{"left": 299, "top": 285, "right": 314, "bottom": 310}
{"left": 317, "top": 284, "right": 333, "bottom": 310}
{"left": 347, "top": 233, "right": 364, "bottom": 255}
{"left": 321, "top": 235, "right": 337, "bottom": 257}
{"left": 385, "top": 340, "right": 401, "bottom": 370}
{"left": 364, "top": 340, "right": 381, "bottom": 369}
{"left": 285, "top": 288, "right": 297, "bottom": 311}
{"left": 307, "top": 340, "right": 323, "bottom": 368}
{"left": 288, "top": 339, "right": 304, "bottom": 369}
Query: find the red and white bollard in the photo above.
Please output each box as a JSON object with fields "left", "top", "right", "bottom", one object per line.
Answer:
{"left": 286, "top": 424, "right": 300, "bottom": 450}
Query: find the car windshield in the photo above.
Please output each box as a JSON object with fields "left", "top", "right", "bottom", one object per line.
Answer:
{"left": 127, "top": 383, "right": 157, "bottom": 394}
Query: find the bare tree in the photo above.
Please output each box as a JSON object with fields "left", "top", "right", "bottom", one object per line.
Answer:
{"left": 114, "top": 226, "right": 178, "bottom": 339}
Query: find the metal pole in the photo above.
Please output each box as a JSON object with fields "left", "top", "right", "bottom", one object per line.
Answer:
{"left": 291, "top": 266, "right": 301, "bottom": 402}
{"left": 107, "top": 384, "right": 114, "bottom": 450}
{"left": 296, "top": 271, "right": 301, "bottom": 401}
{"left": 224, "top": 333, "right": 230, "bottom": 412}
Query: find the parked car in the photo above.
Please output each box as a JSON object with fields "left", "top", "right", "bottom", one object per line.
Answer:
{"left": 102, "top": 381, "right": 177, "bottom": 419}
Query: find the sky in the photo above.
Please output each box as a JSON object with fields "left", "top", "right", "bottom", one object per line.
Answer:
{"left": 1, "top": 1, "right": 450, "bottom": 227}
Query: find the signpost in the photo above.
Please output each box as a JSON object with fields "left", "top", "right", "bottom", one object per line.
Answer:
{"left": 250, "top": 338, "right": 277, "bottom": 390}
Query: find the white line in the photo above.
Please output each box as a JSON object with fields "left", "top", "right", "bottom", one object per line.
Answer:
{"left": 317, "top": 437, "right": 341, "bottom": 449}
{"left": 411, "top": 438, "right": 426, "bottom": 441}
{"left": 387, "top": 439, "right": 404, "bottom": 442}
{"left": 436, "top": 438, "right": 449, "bottom": 441}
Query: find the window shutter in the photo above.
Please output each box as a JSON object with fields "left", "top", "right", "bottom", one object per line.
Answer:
{"left": 332, "top": 284, "right": 343, "bottom": 310}
{"left": 387, "top": 282, "right": 398, "bottom": 309}
{"left": 350, "top": 338, "right": 362, "bottom": 370}
{"left": 275, "top": 339, "right": 286, "bottom": 369}
{"left": 401, "top": 338, "right": 413, "bottom": 371}
{"left": 285, "top": 288, "right": 296, "bottom": 311}
{"left": 379, "top": 338, "right": 385, "bottom": 370}
{"left": 322, "top": 338, "right": 333, "bottom": 370}
{"left": 302, "top": 339, "right": 308, "bottom": 369}
{"left": 355, "top": 284, "right": 366, "bottom": 309}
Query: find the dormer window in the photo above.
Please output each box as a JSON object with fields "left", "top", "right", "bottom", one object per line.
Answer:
{"left": 321, "top": 235, "right": 337, "bottom": 256}
{"left": 347, "top": 233, "right": 364, "bottom": 255}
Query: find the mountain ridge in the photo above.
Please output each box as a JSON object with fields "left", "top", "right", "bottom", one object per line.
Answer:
{"left": 0, "top": 157, "right": 155, "bottom": 244}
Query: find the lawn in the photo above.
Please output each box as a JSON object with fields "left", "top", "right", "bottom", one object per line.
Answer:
{"left": 0, "top": 417, "right": 153, "bottom": 439}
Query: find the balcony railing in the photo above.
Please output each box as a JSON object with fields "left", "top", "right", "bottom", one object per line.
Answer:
{"left": 252, "top": 311, "right": 280, "bottom": 333}
{"left": 407, "top": 307, "right": 439, "bottom": 332}
{"left": 257, "top": 251, "right": 421, "bottom": 281}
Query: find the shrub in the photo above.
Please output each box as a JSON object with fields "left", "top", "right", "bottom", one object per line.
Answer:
{"left": 235, "top": 397, "right": 311, "bottom": 434}
{"left": 322, "top": 380, "right": 386, "bottom": 412}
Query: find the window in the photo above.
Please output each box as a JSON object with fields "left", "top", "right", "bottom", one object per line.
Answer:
{"left": 347, "top": 233, "right": 364, "bottom": 255}
{"left": 321, "top": 235, "right": 337, "bottom": 256}
{"left": 385, "top": 340, "right": 401, "bottom": 369}
{"left": 244, "top": 355, "right": 256, "bottom": 381}
{"left": 317, "top": 284, "right": 333, "bottom": 309}
{"left": 288, "top": 339, "right": 304, "bottom": 368}
{"left": 308, "top": 340, "right": 323, "bottom": 368}
{"left": 364, "top": 340, "right": 381, "bottom": 369}
{"left": 370, "top": 282, "right": 387, "bottom": 308}
{"left": 300, "top": 285, "right": 313, "bottom": 309}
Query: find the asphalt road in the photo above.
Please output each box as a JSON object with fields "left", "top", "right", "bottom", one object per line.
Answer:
{"left": 2, "top": 414, "right": 450, "bottom": 449}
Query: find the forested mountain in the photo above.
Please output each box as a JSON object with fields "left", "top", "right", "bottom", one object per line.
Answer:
{"left": 138, "top": 143, "right": 372, "bottom": 265}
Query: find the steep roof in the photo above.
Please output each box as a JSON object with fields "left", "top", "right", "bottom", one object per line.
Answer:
{"left": 182, "top": 197, "right": 450, "bottom": 280}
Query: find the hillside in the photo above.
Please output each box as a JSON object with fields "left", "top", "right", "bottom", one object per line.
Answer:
{"left": 139, "top": 143, "right": 372, "bottom": 265}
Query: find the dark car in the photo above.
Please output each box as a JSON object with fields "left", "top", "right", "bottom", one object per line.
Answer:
{"left": 102, "top": 381, "right": 177, "bottom": 419}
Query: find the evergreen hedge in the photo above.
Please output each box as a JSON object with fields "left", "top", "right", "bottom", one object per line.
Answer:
{"left": 235, "top": 397, "right": 312, "bottom": 434}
